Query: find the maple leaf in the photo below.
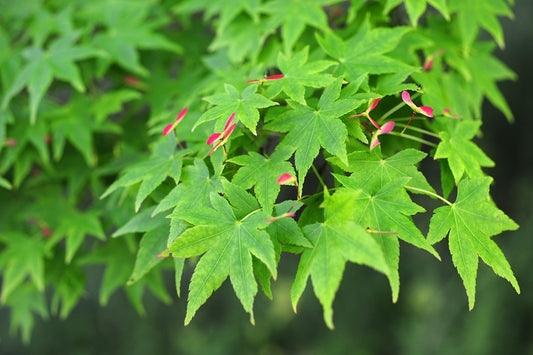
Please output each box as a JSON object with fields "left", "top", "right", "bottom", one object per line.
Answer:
{"left": 316, "top": 21, "right": 413, "bottom": 81}
{"left": 45, "top": 209, "right": 105, "bottom": 264}
{"left": 267, "top": 46, "right": 336, "bottom": 105}
{"left": 264, "top": 78, "right": 361, "bottom": 190}
{"left": 261, "top": 0, "right": 341, "bottom": 53}
{"left": 449, "top": 0, "right": 513, "bottom": 53}
{"left": 160, "top": 193, "right": 277, "bottom": 325}
{"left": 3, "top": 284, "right": 47, "bottom": 344}
{"left": 152, "top": 158, "right": 224, "bottom": 216}
{"left": 82, "top": 0, "right": 181, "bottom": 76}
{"left": 329, "top": 148, "right": 435, "bottom": 194}
{"left": 208, "top": 15, "right": 277, "bottom": 63}
{"left": 79, "top": 238, "right": 135, "bottom": 306}
{"left": 434, "top": 119, "right": 494, "bottom": 184}
{"left": 175, "top": 0, "right": 262, "bottom": 34}
{"left": 384, "top": 0, "right": 450, "bottom": 26}
{"left": 291, "top": 189, "right": 390, "bottom": 329}
{"left": 229, "top": 145, "right": 295, "bottom": 214}
{"left": 194, "top": 84, "right": 278, "bottom": 135}
{"left": 0, "top": 232, "right": 47, "bottom": 302}
{"left": 334, "top": 177, "right": 440, "bottom": 301}
{"left": 428, "top": 177, "right": 519, "bottom": 309}
{"left": 101, "top": 135, "right": 184, "bottom": 212}
{"left": 1, "top": 31, "right": 104, "bottom": 123}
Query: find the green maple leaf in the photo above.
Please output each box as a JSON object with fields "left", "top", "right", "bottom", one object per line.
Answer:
{"left": 47, "top": 257, "right": 85, "bottom": 320}
{"left": 291, "top": 189, "right": 390, "bottom": 329}
{"left": 465, "top": 42, "right": 516, "bottom": 121}
{"left": 45, "top": 209, "right": 105, "bottom": 264}
{"left": 0, "top": 232, "right": 47, "bottom": 302}
{"left": 1, "top": 31, "right": 103, "bottom": 123}
{"left": 329, "top": 148, "right": 435, "bottom": 194}
{"left": 261, "top": 0, "right": 341, "bottom": 53}
{"left": 268, "top": 46, "right": 336, "bottom": 105}
{"left": 3, "top": 284, "right": 47, "bottom": 344}
{"left": 152, "top": 158, "right": 224, "bottom": 216}
{"left": 175, "top": 0, "right": 262, "bottom": 34}
{"left": 384, "top": 0, "right": 450, "bottom": 26}
{"left": 229, "top": 145, "right": 295, "bottom": 213}
{"left": 209, "top": 15, "right": 277, "bottom": 63}
{"left": 428, "top": 177, "right": 519, "bottom": 309}
{"left": 83, "top": 0, "right": 181, "bottom": 76}
{"left": 434, "top": 119, "right": 494, "bottom": 184}
{"left": 316, "top": 21, "right": 413, "bottom": 81}
{"left": 161, "top": 193, "right": 276, "bottom": 325}
{"left": 335, "top": 177, "right": 440, "bottom": 301}
{"left": 79, "top": 238, "right": 135, "bottom": 306}
{"left": 101, "top": 136, "right": 184, "bottom": 212}
{"left": 265, "top": 78, "right": 361, "bottom": 190}
{"left": 194, "top": 83, "right": 278, "bottom": 134}
{"left": 449, "top": 0, "right": 513, "bottom": 53}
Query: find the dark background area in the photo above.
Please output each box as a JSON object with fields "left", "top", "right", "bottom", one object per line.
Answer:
{"left": 1, "top": 0, "right": 532, "bottom": 354}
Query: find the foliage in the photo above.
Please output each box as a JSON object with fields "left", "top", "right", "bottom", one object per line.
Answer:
{"left": 0, "top": 0, "right": 519, "bottom": 341}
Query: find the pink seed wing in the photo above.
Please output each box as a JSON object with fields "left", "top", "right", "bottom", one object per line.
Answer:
{"left": 207, "top": 133, "right": 221, "bottom": 145}
{"left": 369, "top": 98, "right": 381, "bottom": 112}
{"left": 419, "top": 106, "right": 434, "bottom": 118}
{"left": 277, "top": 173, "right": 294, "bottom": 184}
{"left": 266, "top": 74, "right": 284, "bottom": 80}
{"left": 224, "top": 112, "right": 236, "bottom": 131}
{"left": 379, "top": 121, "right": 395, "bottom": 135}
{"left": 163, "top": 123, "right": 175, "bottom": 136}
{"left": 176, "top": 107, "right": 188, "bottom": 122}
{"left": 401, "top": 91, "right": 413, "bottom": 105}
{"left": 224, "top": 123, "right": 237, "bottom": 138}
{"left": 370, "top": 136, "right": 380, "bottom": 150}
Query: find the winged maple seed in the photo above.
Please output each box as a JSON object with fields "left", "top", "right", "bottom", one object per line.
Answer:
{"left": 443, "top": 108, "right": 462, "bottom": 119}
{"left": 422, "top": 49, "right": 444, "bottom": 71}
{"left": 277, "top": 173, "right": 297, "bottom": 186}
{"left": 207, "top": 112, "right": 237, "bottom": 156}
{"left": 349, "top": 98, "right": 395, "bottom": 150}
{"left": 163, "top": 107, "right": 188, "bottom": 136}
{"left": 370, "top": 121, "right": 396, "bottom": 150}
{"left": 245, "top": 74, "right": 284, "bottom": 84}
{"left": 401, "top": 91, "right": 434, "bottom": 134}
{"left": 401, "top": 91, "right": 433, "bottom": 118}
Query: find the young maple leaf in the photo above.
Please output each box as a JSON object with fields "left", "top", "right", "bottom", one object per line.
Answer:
{"left": 450, "top": 0, "right": 513, "bottom": 52}
{"left": 383, "top": 0, "right": 450, "bottom": 27}
{"left": 261, "top": 0, "right": 339, "bottom": 53}
{"left": 291, "top": 189, "right": 390, "bottom": 329}
{"left": 100, "top": 135, "right": 183, "bottom": 212}
{"left": 152, "top": 158, "right": 224, "bottom": 217}
{"left": 267, "top": 47, "right": 336, "bottom": 105}
{"left": 194, "top": 84, "right": 278, "bottom": 135}
{"left": 428, "top": 177, "right": 519, "bottom": 309}
{"left": 0, "top": 232, "right": 46, "bottom": 303}
{"left": 328, "top": 148, "right": 435, "bottom": 194}
{"left": 229, "top": 145, "right": 295, "bottom": 214}
{"left": 159, "top": 193, "right": 277, "bottom": 325}
{"left": 316, "top": 21, "right": 413, "bottom": 81}
{"left": 264, "top": 78, "right": 361, "bottom": 192}
{"left": 434, "top": 119, "right": 494, "bottom": 184}
{"left": 334, "top": 177, "right": 440, "bottom": 301}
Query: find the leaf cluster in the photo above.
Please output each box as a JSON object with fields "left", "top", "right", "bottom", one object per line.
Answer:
{"left": 0, "top": 0, "right": 519, "bottom": 339}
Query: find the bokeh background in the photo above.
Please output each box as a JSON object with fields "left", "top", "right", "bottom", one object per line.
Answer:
{"left": 1, "top": 0, "right": 532, "bottom": 354}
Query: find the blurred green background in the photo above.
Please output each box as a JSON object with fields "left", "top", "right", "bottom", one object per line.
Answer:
{"left": 1, "top": 1, "right": 532, "bottom": 354}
